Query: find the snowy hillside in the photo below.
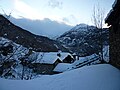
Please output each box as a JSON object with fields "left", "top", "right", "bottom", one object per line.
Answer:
{"left": 0, "top": 15, "right": 68, "bottom": 52}
{"left": 70, "top": 23, "right": 94, "bottom": 32}
{"left": 0, "top": 36, "right": 110, "bottom": 79}
{"left": 57, "top": 24, "right": 109, "bottom": 56}
{"left": 0, "top": 37, "right": 39, "bottom": 79}
{"left": 0, "top": 64, "right": 120, "bottom": 90}
{"left": 0, "top": 37, "right": 29, "bottom": 61}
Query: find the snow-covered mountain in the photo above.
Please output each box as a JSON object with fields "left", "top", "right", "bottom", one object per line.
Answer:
{"left": 70, "top": 23, "right": 90, "bottom": 31}
{"left": 57, "top": 24, "right": 109, "bottom": 56}
{"left": 0, "top": 15, "right": 68, "bottom": 52}
{"left": 9, "top": 16, "right": 73, "bottom": 38}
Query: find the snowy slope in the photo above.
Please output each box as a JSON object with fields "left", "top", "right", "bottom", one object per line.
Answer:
{"left": 73, "top": 46, "right": 109, "bottom": 67}
{"left": 57, "top": 24, "right": 109, "bottom": 56}
{"left": 0, "top": 64, "right": 120, "bottom": 90}
{"left": 0, "top": 15, "right": 61, "bottom": 52}
{"left": 0, "top": 37, "right": 29, "bottom": 62}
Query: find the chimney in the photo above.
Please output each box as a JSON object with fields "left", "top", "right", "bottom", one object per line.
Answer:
{"left": 77, "top": 55, "right": 79, "bottom": 60}
{"left": 57, "top": 49, "right": 62, "bottom": 57}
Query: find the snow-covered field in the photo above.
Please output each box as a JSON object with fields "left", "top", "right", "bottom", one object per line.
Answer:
{"left": 0, "top": 64, "right": 120, "bottom": 90}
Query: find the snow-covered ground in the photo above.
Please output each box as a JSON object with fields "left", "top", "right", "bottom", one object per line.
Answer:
{"left": 73, "top": 54, "right": 98, "bottom": 66}
{"left": 0, "top": 64, "right": 120, "bottom": 90}
{"left": 73, "top": 45, "right": 109, "bottom": 67}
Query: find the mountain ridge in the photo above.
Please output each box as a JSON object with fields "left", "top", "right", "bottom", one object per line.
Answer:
{"left": 0, "top": 15, "right": 67, "bottom": 52}
{"left": 57, "top": 24, "right": 109, "bottom": 56}
{"left": 9, "top": 16, "right": 73, "bottom": 38}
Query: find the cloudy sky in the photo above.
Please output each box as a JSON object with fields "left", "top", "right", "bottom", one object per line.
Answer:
{"left": 0, "top": 0, "right": 114, "bottom": 26}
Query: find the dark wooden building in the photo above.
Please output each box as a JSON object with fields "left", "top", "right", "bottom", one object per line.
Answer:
{"left": 105, "top": 0, "right": 120, "bottom": 69}
{"left": 29, "top": 63, "right": 55, "bottom": 75}
{"left": 28, "top": 52, "right": 74, "bottom": 75}
{"left": 62, "top": 55, "right": 74, "bottom": 63}
{"left": 29, "top": 59, "right": 62, "bottom": 75}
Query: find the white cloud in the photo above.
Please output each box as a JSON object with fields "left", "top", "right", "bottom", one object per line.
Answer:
{"left": 12, "top": 0, "right": 75, "bottom": 26}
{"left": 13, "top": 0, "right": 44, "bottom": 20}
{"left": 62, "top": 15, "right": 79, "bottom": 26}
{"left": 48, "top": 0, "right": 63, "bottom": 9}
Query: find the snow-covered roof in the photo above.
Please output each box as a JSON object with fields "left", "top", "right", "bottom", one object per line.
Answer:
{"left": 60, "top": 52, "right": 73, "bottom": 60}
{"left": 36, "top": 52, "right": 73, "bottom": 64}
{"left": 105, "top": 0, "right": 118, "bottom": 25}
{"left": 105, "top": 9, "right": 113, "bottom": 22}
{"left": 112, "top": 0, "right": 117, "bottom": 8}
{"left": 36, "top": 52, "right": 60, "bottom": 64}
{"left": 53, "top": 63, "right": 74, "bottom": 72}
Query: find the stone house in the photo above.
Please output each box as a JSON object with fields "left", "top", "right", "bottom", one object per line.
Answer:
{"left": 30, "top": 52, "right": 74, "bottom": 74}
{"left": 30, "top": 59, "right": 62, "bottom": 75}
{"left": 105, "top": 0, "right": 120, "bottom": 69}
{"left": 62, "top": 54, "right": 74, "bottom": 63}
{"left": 57, "top": 52, "right": 74, "bottom": 63}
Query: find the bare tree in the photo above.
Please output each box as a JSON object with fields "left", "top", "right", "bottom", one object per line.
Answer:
{"left": 91, "top": 4, "right": 105, "bottom": 62}
{"left": 92, "top": 5, "right": 105, "bottom": 29}
{"left": 0, "top": 8, "right": 12, "bottom": 36}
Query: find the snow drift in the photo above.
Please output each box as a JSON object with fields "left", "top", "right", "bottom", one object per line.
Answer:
{"left": 0, "top": 64, "right": 120, "bottom": 90}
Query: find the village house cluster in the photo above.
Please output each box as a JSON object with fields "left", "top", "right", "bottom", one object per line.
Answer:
{"left": 30, "top": 51, "right": 77, "bottom": 75}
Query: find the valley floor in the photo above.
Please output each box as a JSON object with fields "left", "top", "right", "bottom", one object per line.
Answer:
{"left": 0, "top": 64, "right": 120, "bottom": 90}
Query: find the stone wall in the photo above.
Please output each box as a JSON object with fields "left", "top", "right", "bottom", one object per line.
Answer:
{"left": 109, "top": 23, "right": 120, "bottom": 69}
